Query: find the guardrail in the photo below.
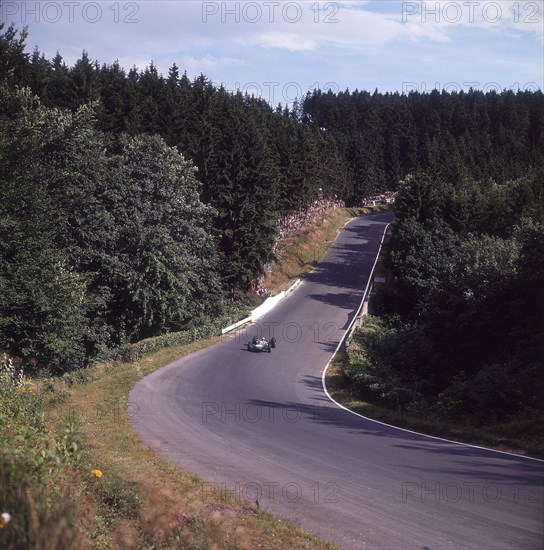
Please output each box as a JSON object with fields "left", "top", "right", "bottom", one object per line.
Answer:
{"left": 220, "top": 316, "right": 252, "bottom": 335}
{"left": 220, "top": 278, "right": 302, "bottom": 335}
{"left": 343, "top": 222, "right": 391, "bottom": 347}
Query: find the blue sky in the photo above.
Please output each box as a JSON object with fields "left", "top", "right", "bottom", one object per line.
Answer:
{"left": 2, "top": 1, "right": 543, "bottom": 104}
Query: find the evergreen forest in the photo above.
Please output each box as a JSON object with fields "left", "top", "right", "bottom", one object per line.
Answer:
{"left": 1, "top": 22, "right": 543, "bottom": 410}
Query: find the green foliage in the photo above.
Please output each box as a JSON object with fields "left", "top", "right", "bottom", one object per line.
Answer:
{"left": 90, "top": 468, "right": 141, "bottom": 521}
{"left": 362, "top": 169, "right": 544, "bottom": 427}
{"left": 0, "top": 87, "right": 88, "bottom": 372}
{"left": 1, "top": 24, "right": 543, "bottom": 383}
{"left": 0, "top": 24, "right": 28, "bottom": 86}
{"left": 0, "top": 86, "right": 222, "bottom": 372}
{"left": 115, "top": 300, "right": 249, "bottom": 363}
{"left": 394, "top": 170, "right": 543, "bottom": 236}
{"left": 434, "top": 365, "right": 526, "bottom": 425}
{"left": 102, "top": 133, "right": 222, "bottom": 339}
{"left": 346, "top": 318, "right": 429, "bottom": 410}
{"left": 197, "top": 89, "right": 280, "bottom": 290}
{"left": 387, "top": 216, "right": 460, "bottom": 315}
{"left": 394, "top": 172, "right": 447, "bottom": 223}
{"left": 0, "top": 357, "right": 82, "bottom": 549}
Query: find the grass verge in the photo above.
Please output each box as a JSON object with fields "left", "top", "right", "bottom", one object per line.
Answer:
{"left": 42, "top": 338, "right": 337, "bottom": 549}
{"left": 1, "top": 204, "right": 388, "bottom": 549}
{"left": 325, "top": 309, "right": 544, "bottom": 459}
{"left": 264, "top": 205, "right": 389, "bottom": 294}
{"left": 326, "top": 352, "right": 544, "bottom": 459}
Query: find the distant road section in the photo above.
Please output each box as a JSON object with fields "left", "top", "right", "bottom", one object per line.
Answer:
{"left": 130, "top": 212, "right": 543, "bottom": 549}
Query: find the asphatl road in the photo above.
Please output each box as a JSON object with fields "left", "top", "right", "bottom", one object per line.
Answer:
{"left": 130, "top": 212, "right": 543, "bottom": 549}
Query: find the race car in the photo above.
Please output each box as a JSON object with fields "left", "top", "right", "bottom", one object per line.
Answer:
{"left": 247, "top": 335, "right": 277, "bottom": 353}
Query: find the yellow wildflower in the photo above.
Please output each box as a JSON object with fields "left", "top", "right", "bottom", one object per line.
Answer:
{"left": 90, "top": 469, "right": 103, "bottom": 478}
{"left": 21, "top": 380, "right": 34, "bottom": 393}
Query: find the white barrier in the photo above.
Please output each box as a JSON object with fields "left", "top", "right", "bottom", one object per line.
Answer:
{"left": 221, "top": 316, "right": 252, "bottom": 335}
{"left": 221, "top": 278, "right": 301, "bottom": 334}
{"left": 251, "top": 291, "right": 286, "bottom": 322}
{"left": 286, "top": 278, "right": 302, "bottom": 294}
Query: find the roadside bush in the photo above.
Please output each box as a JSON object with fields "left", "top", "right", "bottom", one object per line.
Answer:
{"left": 90, "top": 468, "right": 141, "bottom": 521}
{"left": 112, "top": 301, "right": 252, "bottom": 363}
{"left": 345, "top": 318, "right": 427, "bottom": 411}
{"left": 0, "top": 357, "right": 83, "bottom": 549}
{"left": 434, "top": 362, "right": 542, "bottom": 426}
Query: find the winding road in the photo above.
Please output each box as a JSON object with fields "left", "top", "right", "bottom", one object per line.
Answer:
{"left": 130, "top": 212, "right": 544, "bottom": 549}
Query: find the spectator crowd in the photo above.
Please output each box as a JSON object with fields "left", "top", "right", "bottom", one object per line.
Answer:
{"left": 277, "top": 196, "right": 345, "bottom": 242}
{"left": 255, "top": 192, "right": 395, "bottom": 296}
{"left": 361, "top": 191, "right": 397, "bottom": 206}
{"left": 253, "top": 196, "right": 344, "bottom": 297}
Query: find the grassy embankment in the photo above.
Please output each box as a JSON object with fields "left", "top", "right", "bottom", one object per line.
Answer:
{"left": 264, "top": 205, "right": 389, "bottom": 294}
{"left": 327, "top": 335, "right": 544, "bottom": 459}
{"left": 4, "top": 205, "right": 388, "bottom": 549}
{"left": 324, "top": 226, "right": 544, "bottom": 460}
{"left": 46, "top": 341, "right": 340, "bottom": 549}
{"left": 5, "top": 203, "right": 539, "bottom": 549}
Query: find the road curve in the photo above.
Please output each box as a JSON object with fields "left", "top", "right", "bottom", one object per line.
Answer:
{"left": 129, "top": 212, "right": 544, "bottom": 549}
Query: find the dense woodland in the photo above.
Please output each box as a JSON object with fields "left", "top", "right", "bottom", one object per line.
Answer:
{"left": 349, "top": 172, "right": 544, "bottom": 426}
{"left": 1, "top": 24, "right": 543, "bottom": 395}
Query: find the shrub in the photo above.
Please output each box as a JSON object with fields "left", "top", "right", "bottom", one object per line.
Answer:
{"left": 0, "top": 357, "right": 82, "bottom": 549}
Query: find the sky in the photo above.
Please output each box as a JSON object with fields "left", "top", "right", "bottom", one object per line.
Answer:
{"left": 1, "top": 0, "right": 543, "bottom": 105}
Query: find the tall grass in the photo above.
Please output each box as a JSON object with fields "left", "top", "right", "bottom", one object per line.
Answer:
{"left": 0, "top": 357, "right": 83, "bottom": 549}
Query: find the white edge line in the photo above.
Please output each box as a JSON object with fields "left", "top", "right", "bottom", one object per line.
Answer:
{"left": 321, "top": 220, "right": 544, "bottom": 464}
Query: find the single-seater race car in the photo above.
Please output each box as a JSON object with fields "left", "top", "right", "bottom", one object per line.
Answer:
{"left": 247, "top": 335, "right": 277, "bottom": 353}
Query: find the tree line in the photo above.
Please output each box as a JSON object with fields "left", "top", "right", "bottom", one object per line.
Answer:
{"left": 1, "top": 23, "right": 543, "bottom": 375}
{"left": 348, "top": 171, "right": 543, "bottom": 426}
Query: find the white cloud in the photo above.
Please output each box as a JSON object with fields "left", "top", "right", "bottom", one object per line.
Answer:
{"left": 9, "top": 0, "right": 543, "bottom": 94}
{"left": 180, "top": 55, "right": 245, "bottom": 76}
{"left": 395, "top": 0, "right": 543, "bottom": 41}
{"left": 237, "top": 32, "right": 318, "bottom": 51}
